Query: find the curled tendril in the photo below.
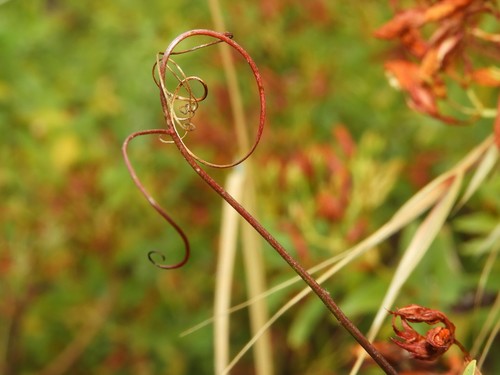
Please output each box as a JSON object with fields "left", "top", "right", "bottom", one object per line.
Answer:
{"left": 157, "top": 29, "right": 265, "bottom": 169}
{"left": 122, "top": 129, "right": 190, "bottom": 269}
{"left": 122, "top": 30, "right": 399, "bottom": 375}
{"left": 123, "top": 29, "right": 265, "bottom": 269}
{"left": 153, "top": 55, "right": 209, "bottom": 139}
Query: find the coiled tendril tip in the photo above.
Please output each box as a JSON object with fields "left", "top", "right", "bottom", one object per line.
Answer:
{"left": 123, "top": 29, "right": 264, "bottom": 269}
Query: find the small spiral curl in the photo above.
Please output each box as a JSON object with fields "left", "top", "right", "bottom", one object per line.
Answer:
{"left": 123, "top": 29, "right": 265, "bottom": 269}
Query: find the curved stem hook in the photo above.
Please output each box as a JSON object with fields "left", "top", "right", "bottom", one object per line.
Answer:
{"left": 122, "top": 29, "right": 398, "bottom": 374}
{"left": 122, "top": 128, "right": 190, "bottom": 269}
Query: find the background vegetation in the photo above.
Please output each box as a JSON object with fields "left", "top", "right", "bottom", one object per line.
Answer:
{"left": 1, "top": 0, "right": 498, "bottom": 374}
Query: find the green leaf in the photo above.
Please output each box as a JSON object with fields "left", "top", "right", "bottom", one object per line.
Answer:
{"left": 454, "top": 212, "right": 498, "bottom": 235}
{"left": 287, "top": 298, "right": 325, "bottom": 349}
{"left": 462, "top": 360, "right": 477, "bottom": 375}
{"left": 341, "top": 277, "right": 388, "bottom": 317}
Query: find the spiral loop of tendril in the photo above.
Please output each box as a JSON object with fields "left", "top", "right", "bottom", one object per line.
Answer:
{"left": 122, "top": 129, "right": 190, "bottom": 270}
{"left": 123, "top": 29, "right": 265, "bottom": 269}
{"left": 156, "top": 30, "right": 265, "bottom": 169}
{"left": 153, "top": 55, "right": 209, "bottom": 140}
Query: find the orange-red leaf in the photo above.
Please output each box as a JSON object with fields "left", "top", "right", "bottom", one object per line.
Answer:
{"left": 384, "top": 60, "right": 421, "bottom": 91}
{"left": 385, "top": 60, "right": 439, "bottom": 116}
{"left": 420, "top": 34, "right": 462, "bottom": 80}
{"left": 400, "top": 28, "right": 428, "bottom": 57}
{"left": 472, "top": 67, "right": 500, "bottom": 87}
{"left": 374, "top": 9, "right": 425, "bottom": 39}
{"left": 384, "top": 60, "right": 462, "bottom": 124}
{"left": 424, "top": 0, "right": 474, "bottom": 22}
{"left": 333, "top": 124, "right": 356, "bottom": 158}
{"left": 390, "top": 305, "right": 457, "bottom": 361}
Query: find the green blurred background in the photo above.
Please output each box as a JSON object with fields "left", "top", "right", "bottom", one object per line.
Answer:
{"left": 1, "top": 1, "right": 498, "bottom": 374}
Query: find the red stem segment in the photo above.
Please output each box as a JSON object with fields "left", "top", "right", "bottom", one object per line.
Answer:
{"left": 122, "top": 129, "right": 190, "bottom": 270}
{"left": 169, "top": 129, "right": 398, "bottom": 375}
{"left": 125, "top": 29, "right": 398, "bottom": 375}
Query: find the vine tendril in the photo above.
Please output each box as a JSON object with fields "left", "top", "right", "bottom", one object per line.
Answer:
{"left": 123, "top": 29, "right": 264, "bottom": 269}
{"left": 122, "top": 29, "right": 397, "bottom": 374}
{"left": 157, "top": 30, "right": 265, "bottom": 169}
{"left": 122, "top": 128, "right": 190, "bottom": 269}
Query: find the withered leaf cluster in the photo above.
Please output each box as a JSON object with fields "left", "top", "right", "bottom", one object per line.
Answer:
{"left": 375, "top": 0, "right": 500, "bottom": 137}
{"left": 390, "top": 304, "right": 469, "bottom": 362}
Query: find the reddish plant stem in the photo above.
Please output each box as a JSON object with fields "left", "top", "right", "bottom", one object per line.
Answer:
{"left": 167, "top": 125, "right": 397, "bottom": 374}
{"left": 133, "top": 29, "right": 398, "bottom": 374}
{"left": 122, "top": 129, "right": 190, "bottom": 269}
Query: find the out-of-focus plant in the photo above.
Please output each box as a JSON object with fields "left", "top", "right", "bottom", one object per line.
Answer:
{"left": 122, "top": 1, "right": 499, "bottom": 373}
{"left": 260, "top": 125, "right": 402, "bottom": 260}
{"left": 350, "top": 1, "right": 500, "bottom": 373}
{"left": 191, "top": 2, "right": 499, "bottom": 374}
{"left": 374, "top": 0, "right": 500, "bottom": 135}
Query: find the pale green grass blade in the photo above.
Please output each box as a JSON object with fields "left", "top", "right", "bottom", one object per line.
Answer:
{"left": 207, "top": 0, "right": 250, "bottom": 153}
{"left": 462, "top": 360, "right": 477, "bottom": 375}
{"left": 391, "top": 174, "right": 449, "bottom": 223}
{"left": 475, "top": 228, "right": 500, "bottom": 308}
{"left": 450, "top": 136, "right": 495, "bottom": 174}
{"left": 350, "top": 173, "right": 463, "bottom": 375}
{"left": 207, "top": 0, "right": 262, "bottom": 372}
{"left": 477, "top": 295, "right": 500, "bottom": 370}
{"left": 214, "top": 169, "right": 245, "bottom": 375}
{"left": 179, "top": 250, "right": 351, "bottom": 337}
{"left": 392, "top": 137, "right": 493, "bottom": 225}
{"left": 189, "top": 137, "right": 469, "bottom": 370}
{"left": 455, "top": 144, "right": 498, "bottom": 211}
{"left": 241, "top": 171, "right": 274, "bottom": 375}
{"left": 472, "top": 292, "right": 500, "bottom": 360}
{"left": 222, "top": 276, "right": 322, "bottom": 375}
{"left": 203, "top": 137, "right": 494, "bottom": 373}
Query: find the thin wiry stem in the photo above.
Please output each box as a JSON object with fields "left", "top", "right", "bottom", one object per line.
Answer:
{"left": 123, "top": 29, "right": 398, "bottom": 375}
{"left": 122, "top": 128, "right": 190, "bottom": 269}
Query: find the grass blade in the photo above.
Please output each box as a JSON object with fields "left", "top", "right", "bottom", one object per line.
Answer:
{"left": 241, "top": 172, "right": 274, "bottom": 375}
{"left": 214, "top": 168, "right": 245, "bottom": 374}
{"left": 462, "top": 360, "right": 477, "bottom": 375}
{"left": 350, "top": 172, "right": 463, "bottom": 374}
{"left": 455, "top": 143, "right": 498, "bottom": 211}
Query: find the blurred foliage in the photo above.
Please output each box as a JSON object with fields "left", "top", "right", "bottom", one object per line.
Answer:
{"left": 1, "top": 0, "right": 498, "bottom": 374}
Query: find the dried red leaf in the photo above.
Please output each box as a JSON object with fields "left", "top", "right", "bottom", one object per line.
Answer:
{"left": 333, "top": 124, "right": 356, "bottom": 158}
{"left": 384, "top": 60, "right": 461, "bottom": 124}
{"left": 407, "top": 85, "right": 440, "bottom": 116}
{"left": 392, "top": 304, "right": 455, "bottom": 327}
{"left": 376, "top": 0, "right": 498, "bottom": 126}
{"left": 316, "top": 191, "right": 345, "bottom": 221}
{"left": 384, "top": 60, "right": 436, "bottom": 114}
{"left": 390, "top": 304, "right": 458, "bottom": 361}
{"left": 283, "top": 223, "right": 311, "bottom": 264}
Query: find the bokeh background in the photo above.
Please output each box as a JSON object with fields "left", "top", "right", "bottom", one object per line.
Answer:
{"left": 1, "top": 1, "right": 498, "bottom": 374}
